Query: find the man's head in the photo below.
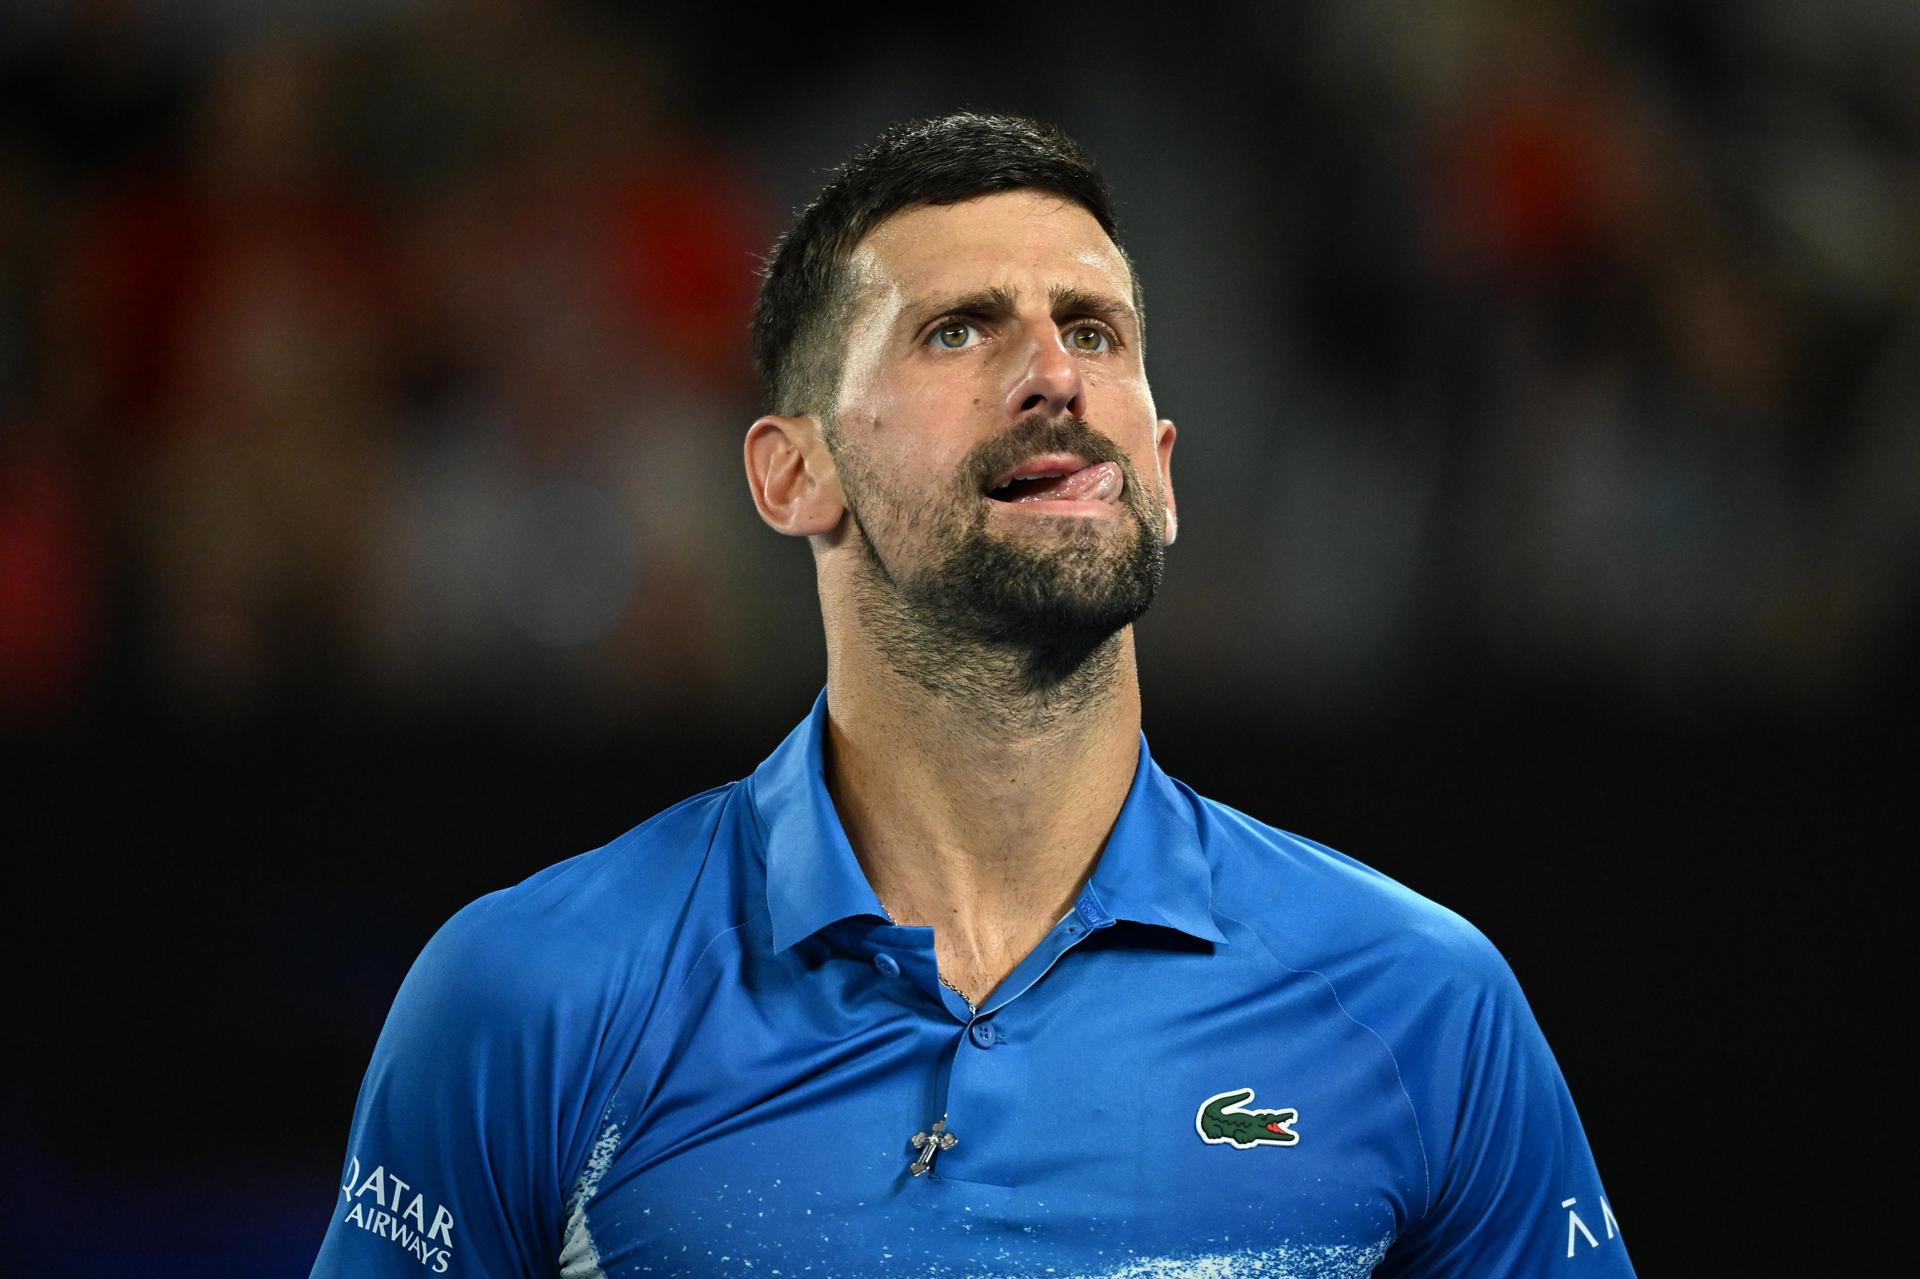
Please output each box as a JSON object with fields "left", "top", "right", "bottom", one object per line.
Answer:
{"left": 751, "top": 112, "right": 1145, "bottom": 427}
{"left": 744, "top": 114, "right": 1177, "bottom": 698}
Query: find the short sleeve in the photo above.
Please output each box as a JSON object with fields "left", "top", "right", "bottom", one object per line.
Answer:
{"left": 1375, "top": 950, "right": 1634, "bottom": 1277}
{"left": 310, "top": 899, "right": 575, "bottom": 1278}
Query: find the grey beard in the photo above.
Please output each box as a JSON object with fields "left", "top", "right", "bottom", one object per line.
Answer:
{"left": 887, "top": 510, "right": 1162, "bottom": 689}
{"left": 842, "top": 450, "right": 1165, "bottom": 717}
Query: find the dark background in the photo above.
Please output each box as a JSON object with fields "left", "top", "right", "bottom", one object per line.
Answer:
{"left": 3, "top": 2, "right": 1911, "bottom": 1274}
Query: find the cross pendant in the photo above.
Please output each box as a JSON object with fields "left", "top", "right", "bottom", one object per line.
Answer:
{"left": 909, "top": 1117, "right": 958, "bottom": 1176}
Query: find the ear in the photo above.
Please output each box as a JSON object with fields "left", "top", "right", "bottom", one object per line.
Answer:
{"left": 1155, "top": 418, "right": 1179, "bottom": 545}
{"left": 744, "top": 414, "right": 844, "bottom": 538}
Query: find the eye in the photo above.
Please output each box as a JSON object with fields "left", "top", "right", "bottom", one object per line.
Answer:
{"left": 929, "top": 320, "right": 981, "bottom": 350}
{"left": 1067, "top": 323, "right": 1111, "bottom": 353}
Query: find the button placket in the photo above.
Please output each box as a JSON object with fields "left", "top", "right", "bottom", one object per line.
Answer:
{"left": 908, "top": 907, "right": 1111, "bottom": 1186}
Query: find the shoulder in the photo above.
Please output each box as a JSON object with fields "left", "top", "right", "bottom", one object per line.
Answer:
{"left": 1184, "top": 784, "right": 1512, "bottom": 991}
{"left": 340, "top": 783, "right": 759, "bottom": 1229}
{"left": 401, "top": 782, "right": 756, "bottom": 1030}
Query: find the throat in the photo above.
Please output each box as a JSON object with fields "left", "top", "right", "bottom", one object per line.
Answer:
{"left": 881, "top": 890, "right": 1072, "bottom": 1011}
{"left": 823, "top": 694, "right": 1143, "bottom": 1027}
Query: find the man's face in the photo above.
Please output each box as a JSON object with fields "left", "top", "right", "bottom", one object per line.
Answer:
{"left": 823, "top": 189, "right": 1175, "bottom": 655}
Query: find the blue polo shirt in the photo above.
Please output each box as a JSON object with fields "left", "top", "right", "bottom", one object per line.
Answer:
{"left": 312, "top": 690, "right": 1633, "bottom": 1277}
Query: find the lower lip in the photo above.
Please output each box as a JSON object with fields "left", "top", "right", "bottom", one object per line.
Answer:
{"left": 988, "top": 497, "right": 1119, "bottom": 517}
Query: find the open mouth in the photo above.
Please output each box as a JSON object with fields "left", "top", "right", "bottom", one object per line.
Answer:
{"left": 983, "top": 454, "right": 1125, "bottom": 505}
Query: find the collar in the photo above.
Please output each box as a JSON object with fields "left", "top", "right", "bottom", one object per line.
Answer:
{"left": 752, "top": 688, "right": 1227, "bottom": 953}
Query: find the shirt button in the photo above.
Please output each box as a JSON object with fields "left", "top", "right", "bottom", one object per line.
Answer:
{"left": 968, "top": 1020, "right": 998, "bottom": 1048}
{"left": 874, "top": 953, "right": 901, "bottom": 978}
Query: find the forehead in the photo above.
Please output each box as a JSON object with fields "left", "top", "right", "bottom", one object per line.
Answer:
{"left": 846, "top": 190, "right": 1134, "bottom": 321}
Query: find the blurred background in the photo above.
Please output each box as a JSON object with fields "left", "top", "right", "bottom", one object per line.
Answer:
{"left": 2, "top": 0, "right": 1910, "bottom": 1273}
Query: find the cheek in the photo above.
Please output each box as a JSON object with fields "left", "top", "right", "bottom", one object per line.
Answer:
{"left": 897, "top": 371, "right": 978, "bottom": 431}
{"left": 1090, "top": 365, "right": 1152, "bottom": 416}
{"left": 844, "top": 422, "right": 967, "bottom": 520}
{"left": 1099, "top": 388, "right": 1163, "bottom": 477}
{"left": 871, "top": 388, "right": 980, "bottom": 477}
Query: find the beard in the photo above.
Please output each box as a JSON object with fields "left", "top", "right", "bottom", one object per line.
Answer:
{"left": 832, "top": 412, "right": 1166, "bottom": 695}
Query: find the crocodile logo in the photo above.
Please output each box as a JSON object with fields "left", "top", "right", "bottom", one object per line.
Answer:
{"left": 1196, "top": 1088, "right": 1300, "bottom": 1149}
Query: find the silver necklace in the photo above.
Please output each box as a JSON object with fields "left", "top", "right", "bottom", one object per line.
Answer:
{"left": 938, "top": 973, "right": 979, "bottom": 1015}
{"left": 877, "top": 899, "right": 978, "bottom": 1015}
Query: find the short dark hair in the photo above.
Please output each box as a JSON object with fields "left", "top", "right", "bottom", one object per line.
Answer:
{"left": 751, "top": 112, "right": 1142, "bottom": 423}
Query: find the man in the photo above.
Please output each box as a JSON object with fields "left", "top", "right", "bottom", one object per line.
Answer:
{"left": 312, "top": 113, "right": 1634, "bottom": 1278}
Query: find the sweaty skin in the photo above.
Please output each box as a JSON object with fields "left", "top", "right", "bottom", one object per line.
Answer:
{"left": 1197, "top": 1089, "right": 1300, "bottom": 1148}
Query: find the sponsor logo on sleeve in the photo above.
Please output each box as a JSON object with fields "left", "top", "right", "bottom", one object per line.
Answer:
{"left": 1560, "top": 1194, "right": 1620, "bottom": 1259}
{"left": 339, "top": 1155, "right": 455, "bottom": 1272}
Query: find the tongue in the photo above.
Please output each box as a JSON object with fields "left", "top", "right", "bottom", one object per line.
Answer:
{"left": 1008, "top": 462, "right": 1122, "bottom": 503}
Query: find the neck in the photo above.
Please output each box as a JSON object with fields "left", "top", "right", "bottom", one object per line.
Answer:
{"left": 820, "top": 592, "right": 1143, "bottom": 1008}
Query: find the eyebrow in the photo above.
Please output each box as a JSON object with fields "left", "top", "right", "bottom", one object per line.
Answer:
{"left": 902, "top": 283, "right": 1138, "bottom": 337}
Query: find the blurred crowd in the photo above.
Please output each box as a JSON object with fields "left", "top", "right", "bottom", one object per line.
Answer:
{"left": 1256, "top": 0, "right": 1918, "bottom": 713}
{"left": 1, "top": 2, "right": 778, "bottom": 727}
{"left": 1, "top": 0, "right": 1913, "bottom": 731}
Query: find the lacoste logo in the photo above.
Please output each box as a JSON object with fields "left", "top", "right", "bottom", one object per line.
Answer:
{"left": 1196, "top": 1088, "right": 1300, "bottom": 1149}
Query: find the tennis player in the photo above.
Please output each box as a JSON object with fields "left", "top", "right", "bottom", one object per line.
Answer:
{"left": 311, "top": 112, "right": 1634, "bottom": 1278}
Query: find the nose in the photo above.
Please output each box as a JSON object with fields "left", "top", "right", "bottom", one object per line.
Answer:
{"left": 1004, "top": 327, "right": 1086, "bottom": 421}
